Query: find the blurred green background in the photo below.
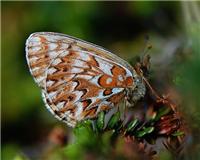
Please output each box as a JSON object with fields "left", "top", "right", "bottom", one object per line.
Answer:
{"left": 2, "top": 1, "right": 200, "bottom": 160}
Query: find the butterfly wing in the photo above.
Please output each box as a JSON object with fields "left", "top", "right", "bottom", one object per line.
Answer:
{"left": 26, "top": 32, "right": 138, "bottom": 127}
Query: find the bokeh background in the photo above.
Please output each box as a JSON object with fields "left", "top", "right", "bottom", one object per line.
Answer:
{"left": 2, "top": 1, "right": 200, "bottom": 160}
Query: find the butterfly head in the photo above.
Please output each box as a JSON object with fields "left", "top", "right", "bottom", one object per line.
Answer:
{"left": 126, "top": 76, "right": 146, "bottom": 106}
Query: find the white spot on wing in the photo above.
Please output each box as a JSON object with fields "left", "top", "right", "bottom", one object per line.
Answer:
{"left": 29, "top": 41, "right": 41, "bottom": 46}
{"left": 60, "top": 43, "right": 69, "bottom": 49}
{"left": 57, "top": 101, "right": 65, "bottom": 109}
{"left": 37, "top": 76, "right": 46, "bottom": 83}
{"left": 76, "top": 74, "right": 92, "bottom": 80}
{"left": 48, "top": 67, "right": 57, "bottom": 74}
{"left": 106, "top": 78, "right": 112, "bottom": 84}
{"left": 118, "top": 75, "right": 123, "bottom": 81}
{"left": 125, "top": 68, "right": 134, "bottom": 77}
{"left": 96, "top": 90, "right": 107, "bottom": 99}
{"left": 48, "top": 91, "right": 58, "bottom": 99}
{"left": 45, "top": 35, "right": 58, "bottom": 42}
{"left": 46, "top": 80, "right": 55, "bottom": 87}
{"left": 112, "top": 88, "right": 124, "bottom": 94}
{"left": 28, "top": 36, "right": 41, "bottom": 46}
{"left": 59, "top": 51, "right": 69, "bottom": 57}
{"left": 49, "top": 51, "right": 60, "bottom": 59}
{"left": 71, "top": 81, "right": 78, "bottom": 90}
{"left": 96, "top": 88, "right": 124, "bottom": 100}
{"left": 49, "top": 43, "right": 57, "bottom": 50}
{"left": 72, "top": 91, "right": 84, "bottom": 102}
{"left": 31, "top": 36, "right": 40, "bottom": 42}
{"left": 71, "top": 68, "right": 83, "bottom": 73}
{"left": 75, "top": 103, "right": 83, "bottom": 120}
{"left": 89, "top": 75, "right": 101, "bottom": 85}
{"left": 31, "top": 46, "right": 41, "bottom": 52}
{"left": 32, "top": 67, "right": 40, "bottom": 72}
{"left": 95, "top": 57, "right": 113, "bottom": 76}
{"left": 29, "top": 57, "right": 39, "bottom": 63}
{"left": 52, "top": 58, "right": 62, "bottom": 65}
{"left": 73, "top": 59, "right": 88, "bottom": 68}
{"left": 78, "top": 52, "right": 90, "bottom": 61}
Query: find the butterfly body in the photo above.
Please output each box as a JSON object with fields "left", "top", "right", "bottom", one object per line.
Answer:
{"left": 26, "top": 32, "right": 145, "bottom": 127}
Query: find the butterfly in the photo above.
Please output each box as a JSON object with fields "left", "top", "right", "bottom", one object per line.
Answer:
{"left": 26, "top": 32, "right": 146, "bottom": 127}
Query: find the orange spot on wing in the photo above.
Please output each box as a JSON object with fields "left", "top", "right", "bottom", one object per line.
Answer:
{"left": 125, "top": 77, "right": 134, "bottom": 87}
{"left": 111, "top": 65, "right": 126, "bottom": 76}
{"left": 99, "top": 75, "right": 117, "bottom": 88}
{"left": 75, "top": 78, "right": 101, "bottom": 99}
{"left": 108, "top": 92, "right": 125, "bottom": 104}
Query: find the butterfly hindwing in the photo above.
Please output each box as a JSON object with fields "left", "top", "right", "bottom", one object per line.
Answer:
{"left": 26, "top": 32, "right": 137, "bottom": 127}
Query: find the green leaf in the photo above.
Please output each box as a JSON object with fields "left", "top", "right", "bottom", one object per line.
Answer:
{"left": 172, "top": 131, "right": 185, "bottom": 136}
{"left": 97, "top": 111, "right": 105, "bottom": 131}
{"left": 73, "top": 120, "right": 95, "bottom": 145}
{"left": 135, "top": 127, "right": 154, "bottom": 137}
{"left": 107, "top": 112, "right": 120, "bottom": 129}
{"left": 115, "top": 120, "right": 123, "bottom": 131}
{"left": 155, "top": 107, "right": 171, "bottom": 121}
{"left": 65, "top": 144, "right": 82, "bottom": 160}
{"left": 126, "top": 119, "right": 139, "bottom": 132}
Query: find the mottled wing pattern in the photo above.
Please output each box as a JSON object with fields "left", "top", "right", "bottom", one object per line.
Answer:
{"left": 26, "top": 32, "right": 136, "bottom": 127}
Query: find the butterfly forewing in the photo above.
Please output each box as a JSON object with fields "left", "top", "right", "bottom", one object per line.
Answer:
{"left": 26, "top": 32, "right": 138, "bottom": 127}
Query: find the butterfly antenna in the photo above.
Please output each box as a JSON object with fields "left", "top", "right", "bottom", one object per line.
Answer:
{"left": 137, "top": 36, "right": 166, "bottom": 102}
